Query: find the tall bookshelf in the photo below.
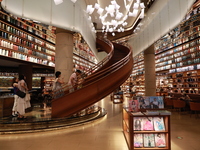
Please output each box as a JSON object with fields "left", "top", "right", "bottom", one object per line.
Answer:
{"left": 132, "top": 52, "right": 145, "bottom": 96}
{"left": 155, "top": 2, "right": 200, "bottom": 97}
{"left": 0, "top": 7, "right": 97, "bottom": 93}
{"left": 0, "top": 10, "right": 56, "bottom": 67}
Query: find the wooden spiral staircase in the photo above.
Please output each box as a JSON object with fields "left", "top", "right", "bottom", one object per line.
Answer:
{"left": 51, "top": 38, "right": 133, "bottom": 118}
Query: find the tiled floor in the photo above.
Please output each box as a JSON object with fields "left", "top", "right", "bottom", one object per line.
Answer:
{"left": 0, "top": 95, "right": 200, "bottom": 150}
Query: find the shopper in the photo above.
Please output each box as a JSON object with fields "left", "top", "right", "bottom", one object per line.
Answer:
{"left": 17, "top": 74, "right": 28, "bottom": 119}
{"left": 68, "top": 69, "right": 82, "bottom": 92}
{"left": 52, "top": 71, "right": 64, "bottom": 98}
{"left": 12, "top": 77, "right": 18, "bottom": 117}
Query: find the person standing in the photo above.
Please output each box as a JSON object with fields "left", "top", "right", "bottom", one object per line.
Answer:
{"left": 68, "top": 70, "right": 82, "bottom": 92}
{"left": 12, "top": 77, "right": 18, "bottom": 117}
{"left": 52, "top": 71, "right": 64, "bottom": 98}
{"left": 17, "top": 74, "right": 28, "bottom": 119}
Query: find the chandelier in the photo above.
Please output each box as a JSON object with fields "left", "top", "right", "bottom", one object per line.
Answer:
{"left": 54, "top": 0, "right": 145, "bottom": 36}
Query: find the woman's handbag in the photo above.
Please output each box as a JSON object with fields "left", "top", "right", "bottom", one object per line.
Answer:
{"left": 16, "top": 90, "right": 26, "bottom": 98}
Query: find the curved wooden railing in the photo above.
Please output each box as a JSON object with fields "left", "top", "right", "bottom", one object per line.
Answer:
{"left": 52, "top": 38, "right": 114, "bottom": 98}
{"left": 51, "top": 38, "right": 133, "bottom": 118}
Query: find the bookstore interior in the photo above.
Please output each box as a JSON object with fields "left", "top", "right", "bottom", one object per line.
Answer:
{"left": 0, "top": 0, "right": 200, "bottom": 150}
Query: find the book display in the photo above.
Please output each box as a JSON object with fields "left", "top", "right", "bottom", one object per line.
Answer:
{"left": 132, "top": 52, "right": 145, "bottom": 96}
{"left": 155, "top": 2, "right": 200, "bottom": 97}
{"left": 73, "top": 33, "right": 97, "bottom": 72}
{"left": 122, "top": 108, "right": 171, "bottom": 150}
{"left": 0, "top": 10, "right": 56, "bottom": 67}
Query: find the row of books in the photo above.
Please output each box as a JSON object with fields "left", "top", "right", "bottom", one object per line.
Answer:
{"left": 134, "top": 117, "right": 165, "bottom": 131}
{"left": 134, "top": 133, "right": 166, "bottom": 148}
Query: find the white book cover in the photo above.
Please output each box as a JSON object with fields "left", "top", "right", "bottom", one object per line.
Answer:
{"left": 143, "top": 134, "right": 155, "bottom": 147}
{"left": 133, "top": 117, "right": 143, "bottom": 131}
{"left": 134, "top": 134, "right": 143, "bottom": 148}
{"left": 155, "top": 133, "right": 166, "bottom": 147}
{"left": 142, "top": 117, "right": 154, "bottom": 131}
{"left": 153, "top": 117, "right": 165, "bottom": 131}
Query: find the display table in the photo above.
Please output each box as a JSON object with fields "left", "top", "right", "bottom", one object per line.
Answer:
{"left": 0, "top": 96, "right": 14, "bottom": 117}
{"left": 122, "top": 108, "right": 171, "bottom": 150}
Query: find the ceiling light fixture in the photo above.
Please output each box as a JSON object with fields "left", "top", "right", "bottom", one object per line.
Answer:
{"left": 66, "top": 0, "right": 146, "bottom": 35}
{"left": 54, "top": 0, "right": 63, "bottom": 5}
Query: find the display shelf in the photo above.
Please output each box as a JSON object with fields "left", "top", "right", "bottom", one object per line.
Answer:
{"left": 0, "top": 10, "right": 55, "bottom": 44}
{"left": 73, "top": 33, "right": 97, "bottom": 72}
{"left": 0, "top": 26, "right": 55, "bottom": 53}
{"left": 131, "top": 52, "right": 145, "bottom": 96}
{"left": 0, "top": 9, "right": 55, "bottom": 67}
{"left": 122, "top": 108, "right": 171, "bottom": 150}
{"left": 155, "top": 3, "right": 200, "bottom": 96}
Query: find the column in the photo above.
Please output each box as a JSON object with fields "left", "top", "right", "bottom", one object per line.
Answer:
{"left": 18, "top": 65, "right": 32, "bottom": 90}
{"left": 55, "top": 28, "right": 74, "bottom": 82}
{"left": 144, "top": 44, "right": 156, "bottom": 96}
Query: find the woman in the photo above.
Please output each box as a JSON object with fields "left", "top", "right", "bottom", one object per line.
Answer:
{"left": 17, "top": 74, "right": 28, "bottom": 119}
{"left": 52, "top": 71, "right": 64, "bottom": 98}
{"left": 12, "top": 77, "right": 18, "bottom": 117}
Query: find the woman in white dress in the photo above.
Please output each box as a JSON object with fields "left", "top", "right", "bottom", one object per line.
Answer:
{"left": 17, "top": 74, "right": 28, "bottom": 119}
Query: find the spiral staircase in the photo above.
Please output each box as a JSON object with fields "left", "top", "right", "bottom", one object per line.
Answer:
{"left": 51, "top": 38, "right": 133, "bottom": 118}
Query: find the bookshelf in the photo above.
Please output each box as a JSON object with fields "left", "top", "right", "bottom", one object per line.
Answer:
{"left": 122, "top": 108, "right": 171, "bottom": 150}
{"left": 155, "top": 3, "right": 200, "bottom": 97}
{"left": 132, "top": 52, "right": 145, "bottom": 96}
{"left": 0, "top": 10, "right": 56, "bottom": 67}
{"left": 73, "top": 33, "right": 97, "bottom": 72}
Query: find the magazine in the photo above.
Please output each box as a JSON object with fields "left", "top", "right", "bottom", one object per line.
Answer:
{"left": 128, "top": 99, "right": 139, "bottom": 112}
{"left": 153, "top": 117, "right": 165, "bottom": 131}
{"left": 134, "top": 134, "right": 143, "bottom": 148}
{"left": 149, "top": 96, "right": 164, "bottom": 109}
{"left": 133, "top": 117, "right": 143, "bottom": 131}
{"left": 155, "top": 133, "right": 166, "bottom": 147}
{"left": 143, "top": 134, "right": 155, "bottom": 147}
{"left": 137, "top": 96, "right": 164, "bottom": 109}
{"left": 142, "top": 117, "right": 154, "bottom": 131}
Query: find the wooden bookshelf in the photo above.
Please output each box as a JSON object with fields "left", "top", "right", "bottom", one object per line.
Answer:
{"left": 122, "top": 108, "right": 171, "bottom": 150}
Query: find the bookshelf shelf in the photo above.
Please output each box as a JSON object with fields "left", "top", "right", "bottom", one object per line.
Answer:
{"left": 122, "top": 108, "right": 171, "bottom": 150}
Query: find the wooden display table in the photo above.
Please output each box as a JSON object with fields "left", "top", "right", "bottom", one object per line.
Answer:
{"left": 122, "top": 108, "right": 171, "bottom": 150}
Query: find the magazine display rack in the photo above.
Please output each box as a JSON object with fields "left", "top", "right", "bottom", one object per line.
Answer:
{"left": 122, "top": 108, "right": 171, "bottom": 150}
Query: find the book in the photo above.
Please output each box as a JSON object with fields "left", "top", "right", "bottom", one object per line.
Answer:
{"left": 153, "top": 117, "right": 165, "bottom": 131}
{"left": 137, "top": 96, "right": 150, "bottom": 109}
{"left": 128, "top": 99, "right": 139, "bottom": 112}
{"left": 134, "top": 134, "right": 143, "bottom": 147}
{"left": 143, "top": 134, "right": 155, "bottom": 147}
{"left": 155, "top": 133, "right": 166, "bottom": 147}
{"left": 142, "top": 117, "right": 154, "bottom": 131}
{"left": 137, "top": 96, "right": 164, "bottom": 109}
{"left": 133, "top": 117, "right": 143, "bottom": 131}
{"left": 148, "top": 96, "right": 164, "bottom": 109}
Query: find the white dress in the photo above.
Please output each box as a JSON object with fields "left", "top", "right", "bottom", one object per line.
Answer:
{"left": 16, "top": 80, "right": 27, "bottom": 115}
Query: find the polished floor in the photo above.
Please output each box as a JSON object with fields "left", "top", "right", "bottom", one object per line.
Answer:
{"left": 0, "top": 95, "right": 200, "bottom": 150}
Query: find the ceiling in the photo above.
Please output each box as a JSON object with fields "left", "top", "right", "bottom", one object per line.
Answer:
{"left": 0, "top": 0, "right": 155, "bottom": 69}
{"left": 84, "top": 0, "right": 155, "bottom": 41}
